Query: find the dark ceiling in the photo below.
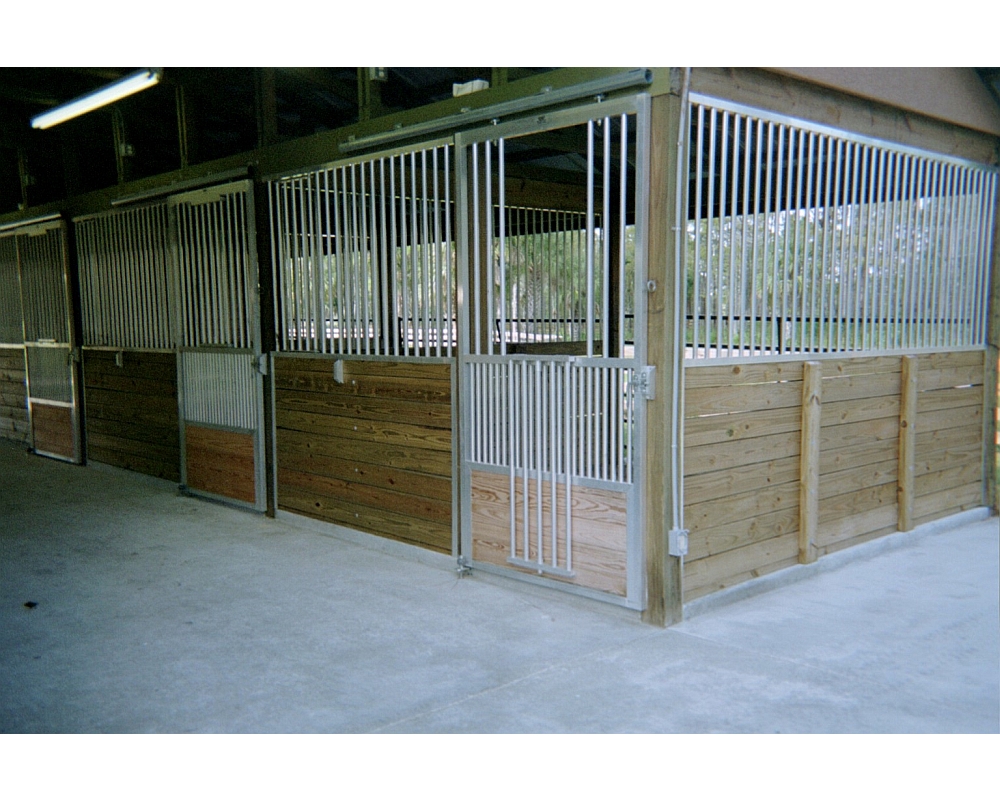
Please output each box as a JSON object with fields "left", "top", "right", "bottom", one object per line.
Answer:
{"left": 0, "top": 67, "right": 554, "bottom": 215}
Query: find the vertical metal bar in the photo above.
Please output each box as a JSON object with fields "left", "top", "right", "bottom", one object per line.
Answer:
{"left": 485, "top": 143, "right": 494, "bottom": 356}
{"left": 534, "top": 359, "right": 543, "bottom": 565}
{"left": 958, "top": 166, "right": 976, "bottom": 345}
{"left": 360, "top": 161, "right": 372, "bottom": 354}
{"left": 520, "top": 360, "right": 529, "bottom": 560}
{"left": 586, "top": 120, "right": 595, "bottom": 356}
{"left": 717, "top": 111, "right": 729, "bottom": 355}
{"left": 472, "top": 144, "right": 481, "bottom": 355}
{"left": 768, "top": 125, "right": 782, "bottom": 352}
{"left": 409, "top": 152, "right": 420, "bottom": 354}
{"left": 444, "top": 145, "right": 453, "bottom": 356}
{"left": 738, "top": 115, "right": 751, "bottom": 355}
{"left": 728, "top": 113, "right": 741, "bottom": 356}
{"left": 497, "top": 140, "right": 507, "bottom": 357}
{"left": 388, "top": 159, "right": 399, "bottom": 356}
{"left": 432, "top": 148, "right": 442, "bottom": 356}
{"left": 818, "top": 135, "right": 833, "bottom": 352}
{"left": 566, "top": 361, "right": 574, "bottom": 571}
{"left": 601, "top": 116, "right": 611, "bottom": 357}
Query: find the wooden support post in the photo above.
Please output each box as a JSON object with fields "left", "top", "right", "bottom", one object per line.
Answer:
{"left": 490, "top": 68, "right": 508, "bottom": 89}
{"left": 799, "top": 361, "right": 821, "bottom": 564}
{"left": 898, "top": 354, "right": 918, "bottom": 531}
{"left": 357, "top": 68, "right": 384, "bottom": 123}
{"left": 986, "top": 199, "right": 1000, "bottom": 516}
{"left": 255, "top": 68, "right": 278, "bottom": 148}
{"left": 642, "top": 87, "right": 683, "bottom": 626}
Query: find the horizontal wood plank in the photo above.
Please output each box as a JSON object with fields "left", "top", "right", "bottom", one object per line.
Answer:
{"left": 276, "top": 408, "right": 451, "bottom": 452}
{"left": 819, "top": 482, "right": 897, "bottom": 524}
{"left": 820, "top": 371, "right": 901, "bottom": 403}
{"left": 684, "top": 361, "right": 803, "bottom": 388}
{"left": 819, "top": 459, "right": 898, "bottom": 501}
{"left": 820, "top": 395, "right": 900, "bottom": 428}
{"left": 913, "top": 482, "right": 984, "bottom": 523}
{"left": 684, "top": 431, "right": 800, "bottom": 476}
{"left": 817, "top": 504, "right": 898, "bottom": 548}
{"left": 684, "top": 455, "right": 799, "bottom": 505}
{"left": 185, "top": 425, "right": 255, "bottom": 503}
{"left": 683, "top": 532, "right": 799, "bottom": 600}
{"left": 686, "top": 506, "right": 799, "bottom": 562}
{"left": 685, "top": 380, "right": 803, "bottom": 417}
{"left": 686, "top": 482, "right": 799, "bottom": 533}
{"left": 684, "top": 405, "right": 801, "bottom": 447}
{"left": 31, "top": 403, "right": 74, "bottom": 458}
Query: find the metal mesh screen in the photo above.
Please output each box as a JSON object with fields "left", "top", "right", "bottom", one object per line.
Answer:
{"left": 686, "top": 95, "right": 999, "bottom": 359}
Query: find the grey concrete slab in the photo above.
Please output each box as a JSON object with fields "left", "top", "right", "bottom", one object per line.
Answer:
{"left": 1, "top": 439, "right": 997, "bottom": 733}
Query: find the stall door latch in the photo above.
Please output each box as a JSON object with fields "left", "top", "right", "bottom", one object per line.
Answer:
{"left": 636, "top": 366, "right": 656, "bottom": 400}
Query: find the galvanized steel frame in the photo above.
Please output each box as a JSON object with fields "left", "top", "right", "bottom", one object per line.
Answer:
{"left": 169, "top": 181, "right": 266, "bottom": 511}
{"left": 456, "top": 94, "right": 650, "bottom": 608}
{"left": 685, "top": 92, "right": 999, "bottom": 360}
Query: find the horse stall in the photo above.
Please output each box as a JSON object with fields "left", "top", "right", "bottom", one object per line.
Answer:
{"left": 0, "top": 219, "right": 81, "bottom": 462}
{"left": 75, "top": 203, "right": 180, "bottom": 481}
{"left": 678, "top": 76, "right": 997, "bottom": 603}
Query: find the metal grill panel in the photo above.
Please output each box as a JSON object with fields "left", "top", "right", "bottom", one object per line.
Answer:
{"left": 686, "top": 96, "right": 999, "bottom": 358}
{"left": 180, "top": 350, "right": 258, "bottom": 430}
{"left": 76, "top": 204, "right": 173, "bottom": 349}
{"left": 269, "top": 141, "right": 456, "bottom": 357}
{"left": 25, "top": 345, "right": 72, "bottom": 403}
{"left": 173, "top": 186, "right": 254, "bottom": 349}
{"left": 0, "top": 235, "right": 22, "bottom": 344}
{"left": 18, "top": 226, "right": 69, "bottom": 344}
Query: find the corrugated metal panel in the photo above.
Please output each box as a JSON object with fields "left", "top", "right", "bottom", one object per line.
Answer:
{"left": 76, "top": 204, "right": 173, "bottom": 349}
{"left": 180, "top": 350, "right": 257, "bottom": 430}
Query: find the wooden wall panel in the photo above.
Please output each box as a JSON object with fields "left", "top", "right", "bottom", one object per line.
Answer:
{"left": 30, "top": 402, "right": 73, "bottom": 459}
{"left": 682, "top": 352, "right": 989, "bottom": 601}
{"left": 816, "top": 358, "right": 901, "bottom": 554}
{"left": 0, "top": 347, "right": 29, "bottom": 443}
{"left": 274, "top": 355, "right": 453, "bottom": 554}
{"left": 683, "top": 364, "right": 803, "bottom": 601}
{"left": 184, "top": 425, "right": 255, "bottom": 503}
{"left": 911, "top": 351, "right": 985, "bottom": 526}
{"left": 83, "top": 350, "right": 180, "bottom": 481}
{"left": 470, "top": 469, "right": 628, "bottom": 596}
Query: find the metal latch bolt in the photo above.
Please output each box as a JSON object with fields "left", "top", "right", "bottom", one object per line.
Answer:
{"left": 636, "top": 365, "right": 656, "bottom": 400}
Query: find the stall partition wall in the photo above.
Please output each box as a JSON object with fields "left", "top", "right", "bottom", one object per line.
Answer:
{"left": 171, "top": 181, "right": 266, "bottom": 510}
{"left": 268, "top": 141, "right": 457, "bottom": 553}
{"left": 680, "top": 94, "right": 998, "bottom": 600}
{"left": 75, "top": 203, "right": 180, "bottom": 481}
{"left": 0, "top": 222, "right": 81, "bottom": 462}
{"left": 456, "top": 95, "right": 651, "bottom": 608}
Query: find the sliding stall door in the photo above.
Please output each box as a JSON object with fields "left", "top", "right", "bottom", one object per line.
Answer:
{"left": 16, "top": 222, "right": 82, "bottom": 463}
{"left": 170, "top": 182, "right": 266, "bottom": 510}
{"left": 457, "top": 96, "right": 651, "bottom": 607}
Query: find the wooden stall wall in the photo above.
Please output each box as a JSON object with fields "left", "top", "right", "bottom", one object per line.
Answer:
{"left": 0, "top": 347, "right": 29, "bottom": 444}
{"left": 82, "top": 350, "right": 180, "bottom": 481}
{"left": 682, "top": 362, "right": 803, "bottom": 601}
{"left": 910, "top": 351, "right": 985, "bottom": 526}
{"left": 682, "top": 351, "right": 988, "bottom": 602}
{"left": 274, "top": 356, "right": 453, "bottom": 554}
{"left": 816, "top": 357, "right": 901, "bottom": 555}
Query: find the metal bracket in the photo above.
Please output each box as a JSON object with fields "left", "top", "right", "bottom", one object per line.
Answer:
{"left": 333, "top": 359, "right": 345, "bottom": 384}
{"left": 668, "top": 528, "right": 689, "bottom": 557}
{"left": 254, "top": 354, "right": 268, "bottom": 376}
{"left": 456, "top": 556, "right": 472, "bottom": 577}
{"left": 635, "top": 365, "right": 656, "bottom": 400}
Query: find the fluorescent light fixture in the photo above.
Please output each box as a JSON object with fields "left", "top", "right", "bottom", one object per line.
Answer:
{"left": 31, "top": 68, "right": 162, "bottom": 130}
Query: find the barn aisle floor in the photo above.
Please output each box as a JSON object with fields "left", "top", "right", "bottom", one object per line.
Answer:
{"left": 1, "top": 439, "right": 997, "bottom": 733}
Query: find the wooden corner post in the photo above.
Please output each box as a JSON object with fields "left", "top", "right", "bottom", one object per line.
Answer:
{"left": 642, "top": 85, "right": 684, "bottom": 626}
{"left": 799, "top": 361, "right": 821, "bottom": 563}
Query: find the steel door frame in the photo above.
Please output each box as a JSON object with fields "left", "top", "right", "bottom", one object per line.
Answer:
{"left": 455, "top": 94, "right": 652, "bottom": 609}
{"left": 168, "top": 180, "right": 267, "bottom": 511}
{"left": 3, "top": 220, "right": 83, "bottom": 463}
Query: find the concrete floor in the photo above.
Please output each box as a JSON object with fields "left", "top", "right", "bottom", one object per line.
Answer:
{"left": 1, "top": 438, "right": 997, "bottom": 733}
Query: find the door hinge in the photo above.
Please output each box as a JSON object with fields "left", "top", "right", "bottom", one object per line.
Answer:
{"left": 636, "top": 365, "right": 656, "bottom": 400}
{"left": 255, "top": 354, "right": 268, "bottom": 376}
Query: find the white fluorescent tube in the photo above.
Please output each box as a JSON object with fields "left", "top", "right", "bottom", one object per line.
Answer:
{"left": 31, "top": 68, "right": 162, "bottom": 130}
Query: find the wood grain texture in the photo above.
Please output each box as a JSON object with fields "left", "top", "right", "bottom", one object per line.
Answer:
{"left": 0, "top": 347, "right": 28, "bottom": 443}
{"left": 799, "top": 361, "right": 821, "bottom": 564}
{"left": 185, "top": 425, "right": 255, "bottom": 503}
{"left": 30, "top": 402, "right": 74, "bottom": 459}
{"left": 470, "top": 469, "right": 628, "bottom": 596}
{"left": 83, "top": 350, "right": 180, "bottom": 481}
{"left": 275, "top": 356, "right": 453, "bottom": 554}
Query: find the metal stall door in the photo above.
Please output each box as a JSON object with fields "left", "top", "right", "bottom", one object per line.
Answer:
{"left": 170, "top": 181, "right": 266, "bottom": 510}
{"left": 13, "top": 222, "right": 82, "bottom": 462}
{"left": 456, "top": 95, "right": 651, "bottom": 608}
